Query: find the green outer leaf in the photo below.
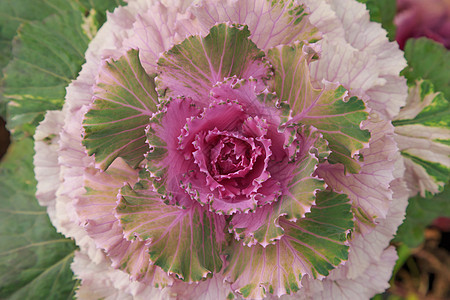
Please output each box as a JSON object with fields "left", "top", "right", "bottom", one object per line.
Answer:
{"left": 224, "top": 191, "right": 353, "bottom": 299}
{"left": 0, "top": 0, "right": 123, "bottom": 70}
{"left": 0, "top": 0, "right": 76, "bottom": 119}
{"left": 1, "top": 0, "right": 124, "bottom": 133}
{"left": 401, "top": 38, "right": 450, "bottom": 99}
{"left": 116, "top": 180, "right": 223, "bottom": 282}
{"left": 268, "top": 43, "right": 370, "bottom": 173}
{"left": 0, "top": 138, "right": 78, "bottom": 299}
{"left": 83, "top": 49, "right": 159, "bottom": 170}
{"left": 157, "top": 23, "right": 269, "bottom": 102}
{"left": 76, "top": 0, "right": 126, "bottom": 25}
{"left": 3, "top": 10, "right": 90, "bottom": 137}
{"left": 394, "top": 185, "right": 450, "bottom": 248}
{"left": 357, "top": 0, "right": 397, "bottom": 41}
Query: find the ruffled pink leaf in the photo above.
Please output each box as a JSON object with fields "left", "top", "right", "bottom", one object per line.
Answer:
{"left": 122, "top": 1, "right": 203, "bottom": 74}
{"left": 75, "top": 159, "right": 172, "bottom": 287}
{"left": 229, "top": 126, "right": 328, "bottom": 247}
{"left": 190, "top": 0, "right": 320, "bottom": 50}
{"left": 145, "top": 98, "right": 202, "bottom": 208}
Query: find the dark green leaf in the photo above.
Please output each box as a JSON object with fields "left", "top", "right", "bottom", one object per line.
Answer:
{"left": 1, "top": 0, "right": 125, "bottom": 137}
{"left": 3, "top": 10, "right": 90, "bottom": 137}
{"left": 0, "top": 39, "right": 12, "bottom": 74}
{"left": 0, "top": 138, "right": 78, "bottom": 299}
{"left": 394, "top": 185, "right": 450, "bottom": 248}
{"left": 0, "top": 0, "right": 77, "bottom": 118}
{"left": 76, "top": 0, "right": 126, "bottom": 25}
{"left": 357, "top": 0, "right": 397, "bottom": 41}
{"left": 401, "top": 38, "right": 450, "bottom": 99}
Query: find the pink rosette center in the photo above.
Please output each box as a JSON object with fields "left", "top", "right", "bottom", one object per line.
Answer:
{"left": 192, "top": 122, "right": 271, "bottom": 199}
{"left": 171, "top": 99, "right": 275, "bottom": 213}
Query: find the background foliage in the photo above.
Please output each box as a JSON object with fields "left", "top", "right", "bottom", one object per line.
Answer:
{"left": 0, "top": 0, "right": 123, "bottom": 298}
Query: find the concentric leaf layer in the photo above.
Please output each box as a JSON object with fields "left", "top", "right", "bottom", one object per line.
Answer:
{"left": 83, "top": 49, "right": 159, "bottom": 170}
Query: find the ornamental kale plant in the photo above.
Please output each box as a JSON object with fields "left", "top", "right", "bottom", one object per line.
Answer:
{"left": 0, "top": 0, "right": 443, "bottom": 299}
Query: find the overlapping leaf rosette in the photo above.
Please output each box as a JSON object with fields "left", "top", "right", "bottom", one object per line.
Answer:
{"left": 33, "top": 0, "right": 413, "bottom": 299}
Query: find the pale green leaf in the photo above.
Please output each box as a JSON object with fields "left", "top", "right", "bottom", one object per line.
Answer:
{"left": 83, "top": 49, "right": 159, "bottom": 170}
{"left": 268, "top": 43, "right": 370, "bottom": 173}
{"left": 394, "top": 80, "right": 450, "bottom": 196}
{"left": 224, "top": 191, "right": 353, "bottom": 299}
{"left": 157, "top": 23, "right": 270, "bottom": 103}
{"left": 116, "top": 178, "right": 223, "bottom": 282}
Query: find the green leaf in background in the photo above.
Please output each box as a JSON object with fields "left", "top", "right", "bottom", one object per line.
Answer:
{"left": 0, "top": 138, "right": 78, "bottom": 299}
{"left": 77, "top": 0, "right": 125, "bottom": 25}
{"left": 401, "top": 38, "right": 450, "bottom": 100}
{"left": 0, "top": 0, "right": 126, "bottom": 132}
{"left": 0, "top": 0, "right": 76, "bottom": 71}
{"left": 0, "top": 0, "right": 77, "bottom": 119}
{"left": 0, "top": 0, "right": 124, "bottom": 71}
{"left": 394, "top": 185, "right": 450, "bottom": 248}
{"left": 357, "top": 0, "right": 397, "bottom": 41}
{"left": 3, "top": 10, "right": 90, "bottom": 137}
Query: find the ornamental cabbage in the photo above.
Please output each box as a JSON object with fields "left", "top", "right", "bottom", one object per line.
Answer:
{"left": 33, "top": 0, "right": 420, "bottom": 299}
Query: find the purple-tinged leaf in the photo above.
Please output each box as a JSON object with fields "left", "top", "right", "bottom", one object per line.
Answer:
{"left": 268, "top": 43, "right": 370, "bottom": 173}
{"left": 224, "top": 191, "right": 353, "bottom": 299}
{"left": 191, "top": 0, "right": 320, "bottom": 50}
{"left": 115, "top": 178, "right": 225, "bottom": 282}
{"left": 75, "top": 158, "right": 172, "bottom": 287}
{"left": 156, "top": 23, "right": 271, "bottom": 103}
{"left": 83, "top": 49, "right": 158, "bottom": 170}
{"left": 145, "top": 98, "right": 202, "bottom": 208}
